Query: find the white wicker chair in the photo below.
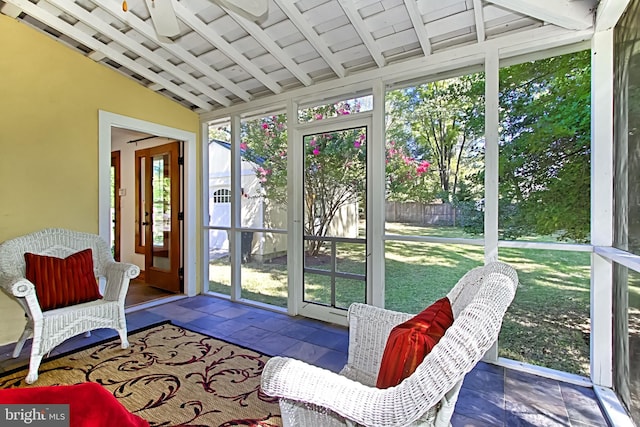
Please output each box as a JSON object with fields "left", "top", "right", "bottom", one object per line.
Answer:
{"left": 0, "top": 228, "right": 140, "bottom": 384}
{"left": 261, "top": 261, "right": 518, "bottom": 427}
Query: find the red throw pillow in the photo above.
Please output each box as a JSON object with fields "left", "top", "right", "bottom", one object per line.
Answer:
{"left": 376, "top": 297, "right": 454, "bottom": 389}
{"left": 24, "top": 248, "right": 102, "bottom": 311}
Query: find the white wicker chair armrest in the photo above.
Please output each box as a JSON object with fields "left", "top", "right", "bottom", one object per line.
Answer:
{"left": 103, "top": 262, "right": 140, "bottom": 301}
{"left": 0, "top": 275, "right": 35, "bottom": 298}
{"left": 0, "top": 274, "right": 18, "bottom": 295}
{"left": 262, "top": 356, "right": 440, "bottom": 427}
{"left": 10, "top": 278, "right": 36, "bottom": 298}
{"left": 0, "top": 275, "right": 43, "bottom": 319}
{"left": 348, "top": 303, "right": 412, "bottom": 324}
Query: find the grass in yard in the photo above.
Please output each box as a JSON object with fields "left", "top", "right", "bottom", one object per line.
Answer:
{"left": 209, "top": 260, "right": 288, "bottom": 308}
{"left": 384, "top": 240, "right": 484, "bottom": 313}
{"left": 209, "top": 223, "right": 592, "bottom": 376}
{"left": 499, "top": 248, "right": 591, "bottom": 376}
{"left": 385, "top": 222, "right": 480, "bottom": 239}
{"left": 303, "top": 275, "right": 366, "bottom": 309}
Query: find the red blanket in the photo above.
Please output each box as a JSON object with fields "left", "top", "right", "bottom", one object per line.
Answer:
{"left": 0, "top": 382, "right": 149, "bottom": 427}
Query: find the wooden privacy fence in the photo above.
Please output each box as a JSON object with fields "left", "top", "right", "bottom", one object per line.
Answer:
{"left": 385, "top": 202, "right": 460, "bottom": 226}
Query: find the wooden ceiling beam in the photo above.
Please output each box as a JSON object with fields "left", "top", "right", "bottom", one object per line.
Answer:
{"left": 1, "top": 2, "right": 22, "bottom": 18}
{"left": 93, "top": 0, "right": 251, "bottom": 102}
{"left": 337, "top": 0, "right": 385, "bottom": 68}
{"left": 173, "top": 1, "right": 282, "bottom": 95}
{"left": 48, "top": 0, "right": 230, "bottom": 107}
{"left": 273, "top": 0, "right": 346, "bottom": 78}
{"left": 201, "top": 24, "right": 592, "bottom": 121}
{"left": 473, "top": 0, "right": 486, "bottom": 42}
{"left": 222, "top": 6, "right": 313, "bottom": 86}
{"left": 403, "top": 0, "right": 432, "bottom": 56}
{"left": 486, "top": 0, "right": 596, "bottom": 30}
{"left": 4, "top": 0, "right": 212, "bottom": 111}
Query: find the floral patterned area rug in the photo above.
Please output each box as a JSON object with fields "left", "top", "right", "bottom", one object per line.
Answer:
{"left": 0, "top": 322, "right": 282, "bottom": 427}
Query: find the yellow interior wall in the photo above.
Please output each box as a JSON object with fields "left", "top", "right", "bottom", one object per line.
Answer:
{"left": 0, "top": 15, "right": 201, "bottom": 345}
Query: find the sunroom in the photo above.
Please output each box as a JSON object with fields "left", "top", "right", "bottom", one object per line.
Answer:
{"left": 0, "top": 0, "right": 638, "bottom": 425}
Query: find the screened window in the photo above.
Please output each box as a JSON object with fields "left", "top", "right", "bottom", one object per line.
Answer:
{"left": 613, "top": 0, "right": 640, "bottom": 421}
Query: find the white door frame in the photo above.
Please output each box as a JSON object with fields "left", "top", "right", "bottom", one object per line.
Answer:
{"left": 98, "top": 110, "right": 197, "bottom": 297}
{"left": 292, "top": 113, "right": 373, "bottom": 326}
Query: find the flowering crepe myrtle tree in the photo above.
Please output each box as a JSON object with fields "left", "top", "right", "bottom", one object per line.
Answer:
{"left": 240, "top": 114, "right": 288, "bottom": 207}
{"left": 238, "top": 100, "right": 437, "bottom": 255}
{"left": 385, "top": 140, "right": 436, "bottom": 202}
{"left": 240, "top": 102, "right": 368, "bottom": 256}
{"left": 240, "top": 102, "right": 412, "bottom": 256}
{"left": 303, "top": 128, "right": 367, "bottom": 255}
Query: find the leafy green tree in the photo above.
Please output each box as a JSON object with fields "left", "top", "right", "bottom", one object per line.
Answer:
{"left": 498, "top": 50, "right": 591, "bottom": 242}
{"left": 386, "top": 74, "right": 485, "bottom": 203}
{"left": 385, "top": 52, "right": 591, "bottom": 242}
{"left": 208, "top": 126, "right": 230, "bottom": 143}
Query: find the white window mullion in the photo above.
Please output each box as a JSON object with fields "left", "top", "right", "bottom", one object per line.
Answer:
{"left": 590, "top": 28, "right": 615, "bottom": 388}
{"left": 287, "top": 99, "right": 302, "bottom": 316}
{"left": 230, "top": 115, "right": 242, "bottom": 301}
{"left": 484, "top": 48, "right": 500, "bottom": 362}
{"left": 370, "top": 80, "right": 386, "bottom": 308}
{"left": 484, "top": 48, "right": 500, "bottom": 264}
{"left": 201, "top": 121, "right": 211, "bottom": 295}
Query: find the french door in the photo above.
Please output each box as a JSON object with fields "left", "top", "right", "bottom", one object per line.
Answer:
{"left": 135, "top": 141, "right": 181, "bottom": 292}
{"left": 296, "top": 117, "right": 371, "bottom": 325}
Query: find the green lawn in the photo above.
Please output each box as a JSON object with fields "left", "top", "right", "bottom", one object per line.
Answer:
{"left": 209, "top": 223, "right": 592, "bottom": 376}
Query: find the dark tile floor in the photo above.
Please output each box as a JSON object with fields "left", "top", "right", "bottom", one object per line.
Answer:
{"left": 0, "top": 295, "right": 610, "bottom": 427}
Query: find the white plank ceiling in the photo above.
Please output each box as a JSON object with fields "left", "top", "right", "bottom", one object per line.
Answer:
{"left": 1, "top": 0, "right": 599, "bottom": 113}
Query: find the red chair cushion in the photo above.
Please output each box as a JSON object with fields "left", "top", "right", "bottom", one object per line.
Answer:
{"left": 376, "top": 297, "right": 454, "bottom": 389}
{"left": 24, "top": 248, "right": 102, "bottom": 311}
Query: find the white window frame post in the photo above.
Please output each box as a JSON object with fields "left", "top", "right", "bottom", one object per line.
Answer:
{"left": 229, "top": 114, "right": 242, "bottom": 301}
{"left": 484, "top": 47, "right": 500, "bottom": 361}
{"left": 590, "top": 28, "right": 615, "bottom": 389}
{"left": 370, "top": 80, "right": 386, "bottom": 308}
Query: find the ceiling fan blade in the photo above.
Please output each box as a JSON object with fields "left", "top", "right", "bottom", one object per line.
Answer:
{"left": 145, "top": 0, "right": 180, "bottom": 37}
{"left": 215, "top": 0, "right": 268, "bottom": 21}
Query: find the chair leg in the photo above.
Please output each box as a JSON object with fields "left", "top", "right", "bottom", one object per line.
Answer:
{"left": 25, "top": 353, "right": 43, "bottom": 384}
{"left": 117, "top": 328, "right": 129, "bottom": 349}
{"left": 12, "top": 325, "right": 33, "bottom": 358}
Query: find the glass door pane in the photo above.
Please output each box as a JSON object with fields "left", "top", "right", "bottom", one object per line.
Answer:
{"left": 207, "top": 132, "right": 232, "bottom": 297}
{"left": 302, "top": 126, "right": 367, "bottom": 317}
{"left": 151, "top": 153, "right": 171, "bottom": 270}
